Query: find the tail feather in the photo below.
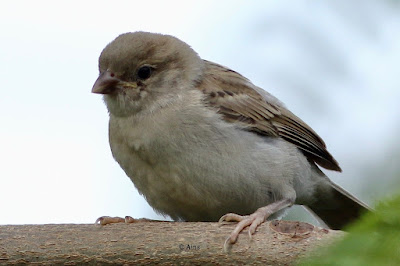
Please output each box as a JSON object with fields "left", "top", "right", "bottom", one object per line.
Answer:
{"left": 307, "top": 181, "right": 371, "bottom": 230}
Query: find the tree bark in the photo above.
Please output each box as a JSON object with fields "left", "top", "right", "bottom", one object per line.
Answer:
{"left": 0, "top": 220, "right": 343, "bottom": 265}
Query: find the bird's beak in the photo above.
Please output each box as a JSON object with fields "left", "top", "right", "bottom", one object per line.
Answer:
{"left": 91, "top": 71, "right": 121, "bottom": 94}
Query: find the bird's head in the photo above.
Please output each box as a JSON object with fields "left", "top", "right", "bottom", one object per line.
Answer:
{"left": 92, "top": 32, "right": 204, "bottom": 117}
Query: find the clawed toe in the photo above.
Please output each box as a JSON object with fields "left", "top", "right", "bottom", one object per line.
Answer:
{"left": 95, "top": 216, "right": 125, "bottom": 225}
{"left": 220, "top": 211, "right": 269, "bottom": 250}
{"left": 222, "top": 215, "right": 258, "bottom": 252}
{"left": 124, "top": 216, "right": 136, "bottom": 223}
{"left": 219, "top": 212, "right": 259, "bottom": 249}
{"left": 96, "top": 216, "right": 157, "bottom": 225}
{"left": 220, "top": 199, "right": 294, "bottom": 251}
{"left": 218, "top": 213, "right": 248, "bottom": 223}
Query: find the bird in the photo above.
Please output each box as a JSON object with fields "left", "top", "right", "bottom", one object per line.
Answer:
{"left": 92, "top": 31, "right": 369, "bottom": 246}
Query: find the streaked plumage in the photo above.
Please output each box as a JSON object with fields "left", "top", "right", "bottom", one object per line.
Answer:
{"left": 198, "top": 60, "right": 341, "bottom": 171}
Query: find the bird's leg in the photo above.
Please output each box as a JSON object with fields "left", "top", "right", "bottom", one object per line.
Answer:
{"left": 95, "top": 216, "right": 155, "bottom": 225}
{"left": 219, "top": 198, "right": 294, "bottom": 249}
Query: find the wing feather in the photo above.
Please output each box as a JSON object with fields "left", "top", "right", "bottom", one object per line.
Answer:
{"left": 197, "top": 60, "right": 341, "bottom": 171}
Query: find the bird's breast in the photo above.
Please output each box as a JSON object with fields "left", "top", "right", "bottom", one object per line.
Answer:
{"left": 107, "top": 102, "right": 303, "bottom": 221}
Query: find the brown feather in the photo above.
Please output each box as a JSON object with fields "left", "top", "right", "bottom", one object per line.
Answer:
{"left": 197, "top": 60, "right": 342, "bottom": 172}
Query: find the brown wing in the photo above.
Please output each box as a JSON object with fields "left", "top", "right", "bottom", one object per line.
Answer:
{"left": 197, "top": 60, "right": 341, "bottom": 172}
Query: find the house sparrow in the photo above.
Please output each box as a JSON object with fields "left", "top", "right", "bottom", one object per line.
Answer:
{"left": 92, "top": 32, "right": 369, "bottom": 246}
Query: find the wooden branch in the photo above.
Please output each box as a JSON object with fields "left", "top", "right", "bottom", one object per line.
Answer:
{"left": 0, "top": 220, "right": 344, "bottom": 265}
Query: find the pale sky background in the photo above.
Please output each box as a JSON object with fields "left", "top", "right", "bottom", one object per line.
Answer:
{"left": 1, "top": 0, "right": 399, "bottom": 225}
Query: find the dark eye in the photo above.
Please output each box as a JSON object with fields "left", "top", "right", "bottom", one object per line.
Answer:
{"left": 137, "top": 66, "right": 153, "bottom": 80}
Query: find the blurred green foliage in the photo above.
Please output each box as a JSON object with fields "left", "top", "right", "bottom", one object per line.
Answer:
{"left": 298, "top": 192, "right": 400, "bottom": 265}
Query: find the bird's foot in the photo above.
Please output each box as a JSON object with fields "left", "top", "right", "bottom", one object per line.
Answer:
{"left": 95, "top": 216, "right": 152, "bottom": 225}
{"left": 219, "top": 209, "right": 267, "bottom": 250}
{"left": 219, "top": 199, "right": 293, "bottom": 251}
